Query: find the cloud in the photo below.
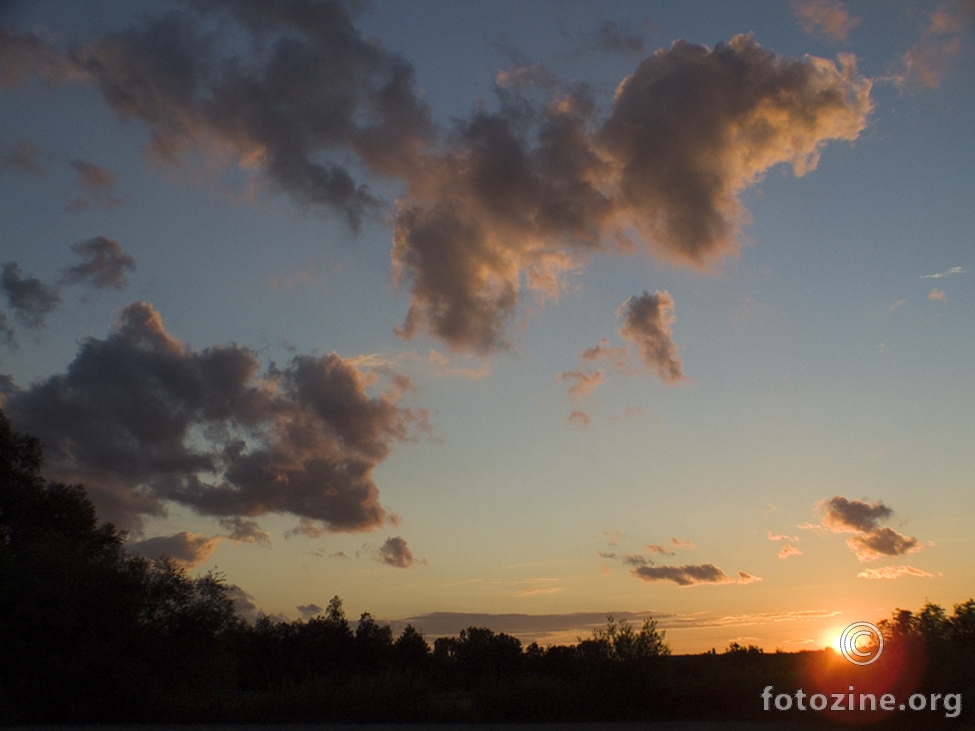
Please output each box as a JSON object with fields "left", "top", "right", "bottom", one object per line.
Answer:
{"left": 127, "top": 530, "right": 222, "bottom": 569}
{"left": 647, "top": 538, "right": 694, "bottom": 554}
{"left": 857, "top": 565, "right": 935, "bottom": 579}
{"left": 847, "top": 527, "right": 921, "bottom": 562}
{"left": 888, "top": 0, "right": 975, "bottom": 90}
{"left": 921, "top": 266, "right": 965, "bottom": 278}
{"left": 820, "top": 496, "right": 892, "bottom": 533}
{"left": 792, "top": 0, "right": 860, "bottom": 43}
{"left": 377, "top": 536, "right": 418, "bottom": 568}
{"left": 929, "top": 288, "right": 946, "bottom": 301}
{"left": 65, "top": 0, "right": 431, "bottom": 228}
{"left": 0, "top": 139, "right": 45, "bottom": 175}
{"left": 4, "top": 301, "right": 422, "bottom": 532}
{"left": 778, "top": 543, "right": 803, "bottom": 559}
{"left": 225, "top": 584, "right": 263, "bottom": 623}
{"left": 581, "top": 338, "right": 633, "bottom": 372}
{"left": 297, "top": 603, "right": 324, "bottom": 618}
{"left": 818, "top": 495, "right": 923, "bottom": 563}
{"left": 6, "top": 14, "right": 872, "bottom": 357}
{"left": 392, "top": 35, "right": 871, "bottom": 353}
{"left": 736, "top": 571, "right": 762, "bottom": 584}
{"left": 888, "top": 298, "right": 907, "bottom": 312}
{"left": 618, "top": 291, "right": 684, "bottom": 383}
{"left": 66, "top": 160, "right": 121, "bottom": 212}
{"left": 556, "top": 369, "right": 605, "bottom": 400}
{"left": 0, "top": 27, "right": 82, "bottom": 87}
{"left": 60, "top": 237, "right": 136, "bottom": 290}
{"left": 0, "top": 262, "right": 60, "bottom": 329}
{"left": 567, "top": 410, "right": 591, "bottom": 428}
{"left": 631, "top": 563, "right": 735, "bottom": 586}
{"left": 426, "top": 349, "right": 491, "bottom": 380}
{"left": 218, "top": 516, "right": 270, "bottom": 546}
{"left": 767, "top": 530, "right": 797, "bottom": 541}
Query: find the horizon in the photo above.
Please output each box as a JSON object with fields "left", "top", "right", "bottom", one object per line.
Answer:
{"left": 1, "top": 0, "right": 972, "bottom": 658}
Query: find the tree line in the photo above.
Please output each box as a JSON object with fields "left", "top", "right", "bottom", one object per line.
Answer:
{"left": 0, "top": 408, "right": 971, "bottom": 725}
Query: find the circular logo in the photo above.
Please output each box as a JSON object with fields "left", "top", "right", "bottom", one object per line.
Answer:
{"left": 839, "top": 621, "right": 884, "bottom": 665}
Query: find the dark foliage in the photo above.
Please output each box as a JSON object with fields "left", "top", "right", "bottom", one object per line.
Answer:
{"left": 0, "top": 406, "right": 972, "bottom": 726}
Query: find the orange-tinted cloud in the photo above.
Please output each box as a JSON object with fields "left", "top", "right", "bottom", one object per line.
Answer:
{"left": 792, "top": 0, "right": 860, "bottom": 43}
{"left": 857, "top": 565, "right": 935, "bottom": 579}
{"left": 632, "top": 563, "right": 734, "bottom": 586}
{"left": 393, "top": 35, "right": 871, "bottom": 352}
{"left": 778, "top": 543, "right": 803, "bottom": 559}
{"left": 889, "top": 0, "right": 975, "bottom": 90}
{"left": 929, "top": 288, "right": 946, "bottom": 300}
{"left": 847, "top": 527, "right": 921, "bottom": 562}
{"left": 128, "top": 530, "right": 222, "bottom": 569}
{"left": 556, "top": 368, "right": 605, "bottom": 400}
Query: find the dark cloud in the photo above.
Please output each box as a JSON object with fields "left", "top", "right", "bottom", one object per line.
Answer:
{"left": 821, "top": 496, "right": 892, "bottom": 533}
{"left": 377, "top": 535, "right": 416, "bottom": 568}
{"left": 0, "top": 139, "right": 44, "bottom": 175}
{"left": 617, "top": 291, "right": 684, "bottom": 383}
{"left": 297, "top": 603, "right": 324, "bottom": 618}
{"left": 225, "top": 584, "right": 262, "bottom": 623}
{"left": 818, "top": 495, "right": 923, "bottom": 563}
{"left": 631, "top": 563, "right": 734, "bottom": 587}
{"left": 62, "top": 0, "right": 432, "bottom": 228}
{"left": 4, "top": 301, "right": 421, "bottom": 533}
{"left": 847, "top": 527, "right": 921, "bottom": 562}
{"left": 218, "top": 516, "right": 270, "bottom": 546}
{"left": 394, "top": 35, "right": 870, "bottom": 353}
{"left": 60, "top": 237, "right": 136, "bottom": 290}
{"left": 6, "top": 12, "right": 871, "bottom": 355}
{"left": 127, "top": 530, "right": 222, "bottom": 569}
{"left": 0, "top": 262, "right": 60, "bottom": 328}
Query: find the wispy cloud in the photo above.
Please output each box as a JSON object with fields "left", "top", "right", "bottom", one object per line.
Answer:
{"left": 929, "top": 288, "right": 946, "bottom": 301}
{"left": 778, "top": 544, "right": 803, "bottom": 559}
{"left": 857, "top": 565, "right": 935, "bottom": 579}
{"left": 887, "top": 0, "right": 975, "bottom": 90}
{"left": 921, "top": 266, "right": 965, "bottom": 278}
{"left": 792, "top": 0, "right": 860, "bottom": 43}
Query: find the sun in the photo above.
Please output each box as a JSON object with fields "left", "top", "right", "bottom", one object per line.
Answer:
{"left": 822, "top": 625, "right": 846, "bottom": 652}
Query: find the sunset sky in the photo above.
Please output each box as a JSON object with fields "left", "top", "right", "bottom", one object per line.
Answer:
{"left": 1, "top": 0, "right": 972, "bottom": 654}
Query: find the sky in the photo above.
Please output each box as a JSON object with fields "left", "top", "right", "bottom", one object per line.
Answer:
{"left": 0, "top": 0, "right": 972, "bottom": 654}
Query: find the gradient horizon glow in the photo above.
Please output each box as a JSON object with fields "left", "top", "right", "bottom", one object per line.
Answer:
{"left": 1, "top": 0, "right": 972, "bottom": 654}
